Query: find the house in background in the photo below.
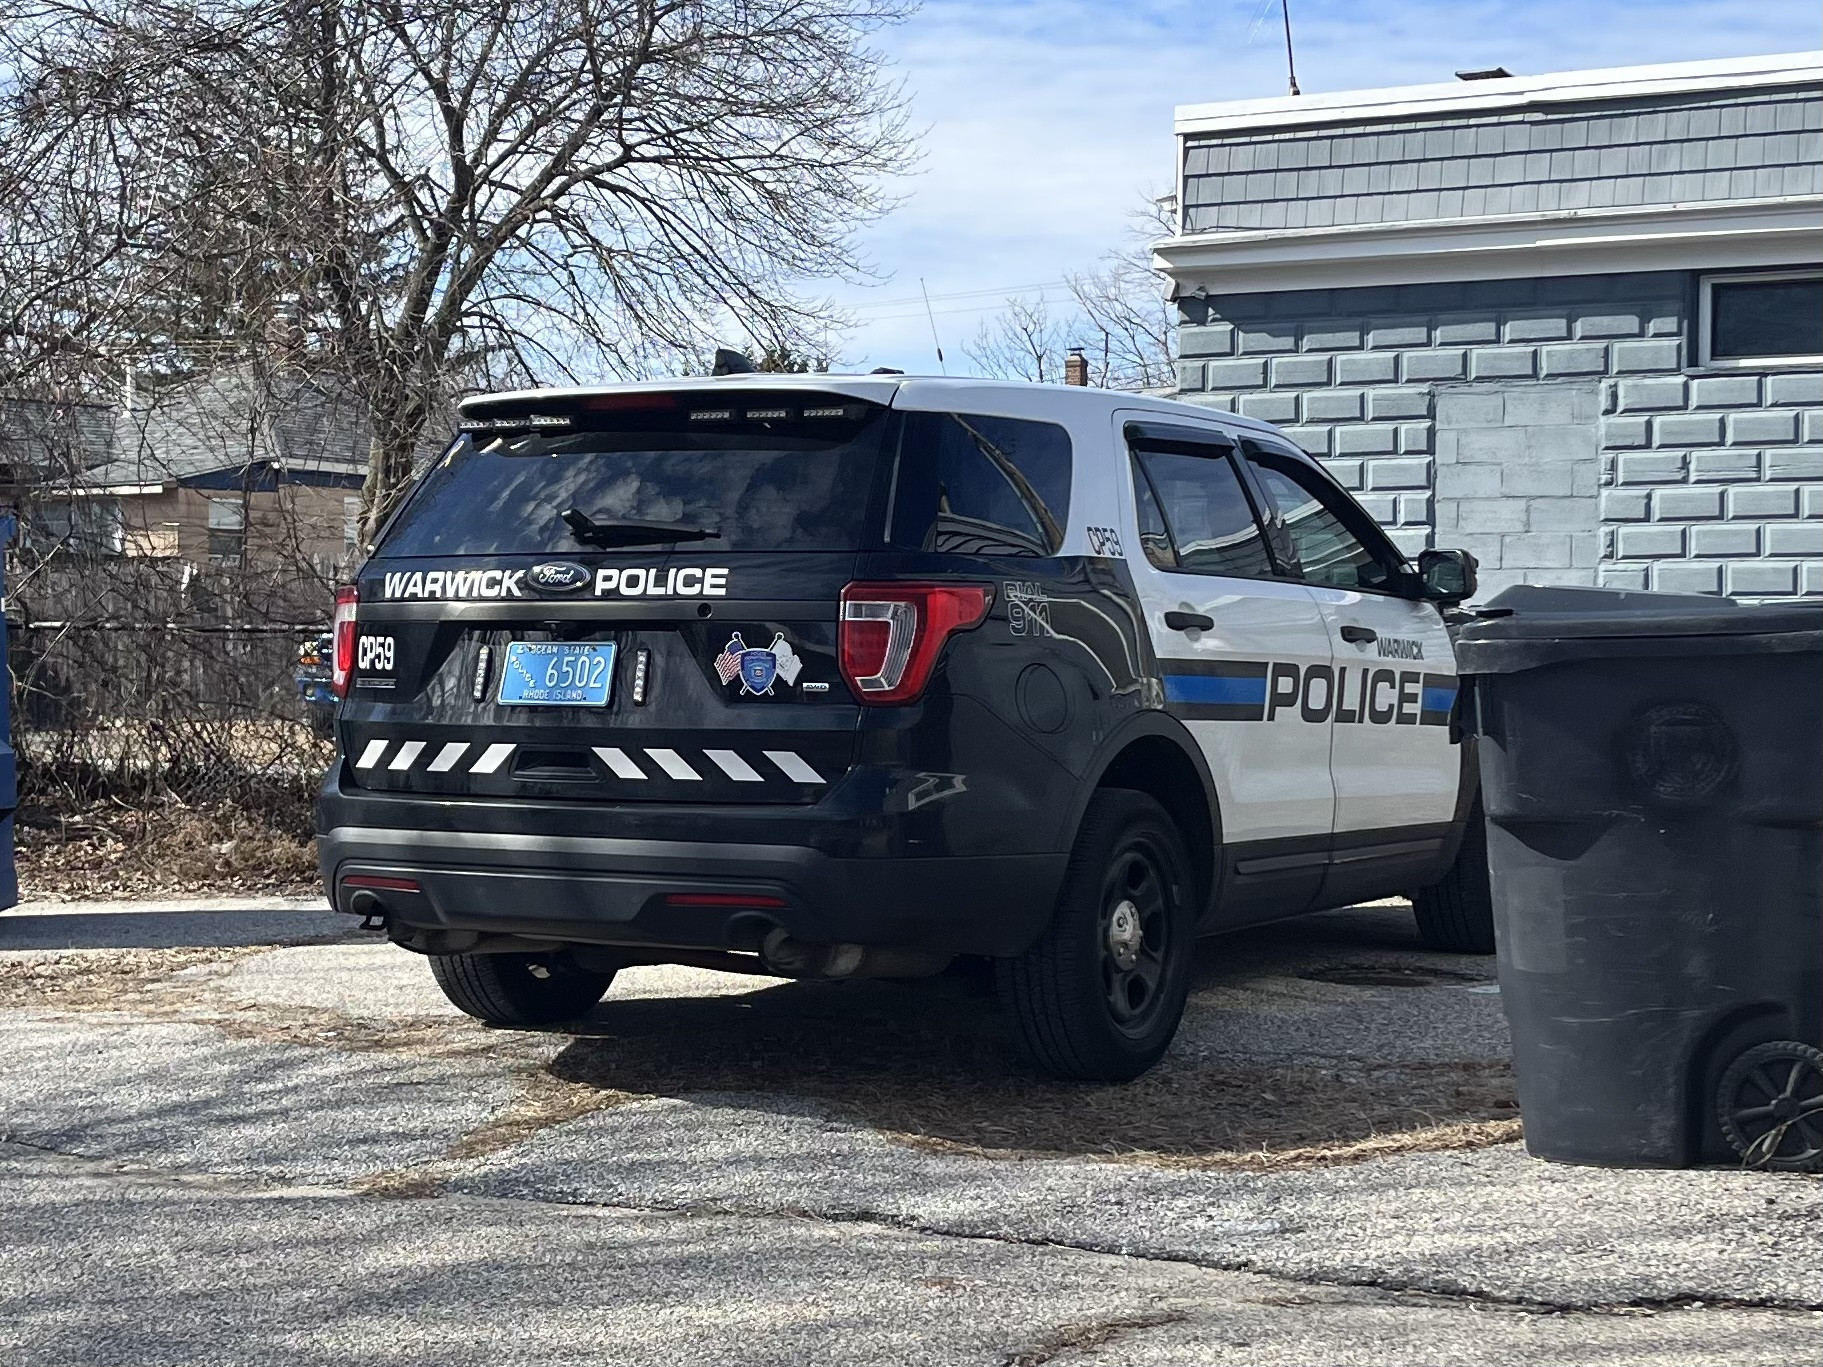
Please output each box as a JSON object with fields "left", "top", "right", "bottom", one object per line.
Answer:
{"left": 14, "top": 366, "right": 369, "bottom": 573}
{"left": 1157, "top": 52, "right": 1822, "bottom": 599}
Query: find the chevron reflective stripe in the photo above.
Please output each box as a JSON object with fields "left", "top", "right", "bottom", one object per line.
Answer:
{"left": 764, "top": 750, "right": 825, "bottom": 784}
{"left": 388, "top": 740, "right": 426, "bottom": 771}
{"left": 704, "top": 749, "right": 764, "bottom": 782}
{"left": 593, "top": 747, "right": 647, "bottom": 780}
{"left": 427, "top": 742, "right": 471, "bottom": 773}
{"left": 471, "top": 743, "right": 515, "bottom": 774}
{"left": 355, "top": 740, "right": 388, "bottom": 769}
{"left": 645, "top": 748, "right": 702, "bottom": 781}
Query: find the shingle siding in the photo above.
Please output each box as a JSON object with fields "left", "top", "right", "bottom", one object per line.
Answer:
{"left": 1182, "top": 87, "right": 1822, "bottom": 232}
{"left": 1176, "top": 270, "right": 1823, "bottom": 600}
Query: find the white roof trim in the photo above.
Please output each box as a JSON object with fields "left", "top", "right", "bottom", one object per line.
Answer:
{"left": 1176, "top": 51, "right": 1823, "bottom": 136}
{"left": 1153, "top": 196, "right": 1823, "bottom": 295}
{"left": 72, "top": 482, "right": 167, "bottom": 497}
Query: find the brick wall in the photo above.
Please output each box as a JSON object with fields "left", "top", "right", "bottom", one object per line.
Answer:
{"left": 1174, "top": 271, "right": 1822, "bottom": 599}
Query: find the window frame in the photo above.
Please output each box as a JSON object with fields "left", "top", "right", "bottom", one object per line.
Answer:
{"left": 1124, "top": 425, "right": 1284, "bottom": 583}
{"left": 1238, "top": 435, "right": 1419, "bottom": 600}
{"left": 1697, "top": 268, "right": 1823, "bottom": 370}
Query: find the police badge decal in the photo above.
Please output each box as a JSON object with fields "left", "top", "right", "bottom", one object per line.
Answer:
{"left": 713, "top": 632, "right": 803, "bottom": 696}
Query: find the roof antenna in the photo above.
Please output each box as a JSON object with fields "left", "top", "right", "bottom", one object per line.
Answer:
{"left": 919, "top": 278, "right": 948, "bottom": 375}
{"left": 1280, "top": 0, "right": 1301, "bottom": 95}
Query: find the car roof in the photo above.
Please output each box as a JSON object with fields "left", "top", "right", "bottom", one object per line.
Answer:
{"left": 457, "top": 373, "right": 1278, "bottom": 436}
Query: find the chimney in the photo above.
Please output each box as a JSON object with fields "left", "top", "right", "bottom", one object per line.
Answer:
{"left": 1064, "top": 347, "right": 1089, "bottom": 387}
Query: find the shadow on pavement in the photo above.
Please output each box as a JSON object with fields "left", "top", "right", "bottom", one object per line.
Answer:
{"left": 539, "top": 903, "right": 1516, "bottom": 1163}
{"left": 0, "top": 906, "right": 350, "bottom": 952}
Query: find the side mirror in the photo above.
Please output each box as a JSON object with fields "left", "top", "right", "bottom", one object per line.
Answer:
{"left": 1417, "top": 548, "right": 1478, "bottom": 604}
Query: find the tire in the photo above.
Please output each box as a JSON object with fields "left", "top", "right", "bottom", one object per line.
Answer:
{"left": 428, "top": 950, "right": 616, "bottom": 1027}
{"left": 1412, "top": 807, "right": 1496, "bottom": 954}
{"left": 997, "top": 790, "right": 1197, "bottom": 1082}
{"left": 1717, "top": 1041, "right": 1823, "bottom": 1173}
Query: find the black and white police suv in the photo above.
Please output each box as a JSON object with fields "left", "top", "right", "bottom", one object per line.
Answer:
{"left": 318, "top": 374, "right": 1488, "bottom": 1081}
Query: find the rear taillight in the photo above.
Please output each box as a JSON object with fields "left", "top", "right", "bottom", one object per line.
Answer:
{"left": 330, "top": 585, "right": 358, "bottom": 698}
{"left": 839, "top": 582, "right": 991, "bottom": 705}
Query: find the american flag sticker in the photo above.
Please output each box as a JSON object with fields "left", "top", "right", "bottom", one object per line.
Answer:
{"left": 714, "top": 633, "right": 746, "bottom": 685}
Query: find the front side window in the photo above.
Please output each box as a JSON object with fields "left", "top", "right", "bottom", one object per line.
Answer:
{"left": 1131, "top": 445, "right": 1274, "bottom": 579}
{"left": 893, "top": 412, "right": 1072, "bottom": 557}
{"left": 1701, "top": 271, "right": 1823, "bottom": 367}
{"left": 1242, "top": 444, "right": 1395, "bottom": 593}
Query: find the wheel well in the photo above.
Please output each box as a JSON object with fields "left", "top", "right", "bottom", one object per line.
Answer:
{"left": 1097, "top": 735, "right": 1216, "bottom": 911}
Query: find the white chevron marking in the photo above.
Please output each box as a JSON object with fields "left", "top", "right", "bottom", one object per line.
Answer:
{"left": 764, "top": 750, "right": 824, "bottom": 784}
{"left": 645, "top": 748, "right": 702, "bottom": 781}
{"left": 427, "top": 742, "right": 471, "bottom": 773}
{"left": 704, "top": 749, "right": 763, "bottom": 782}
{"left": 354, "top": 740, "right": 388, "bottom": 770}
{"left": 388, "top": 740, "right": 426, "bottom": 771}
{"left": 471, "top": 743, "right": 515, "bottom": 774}
{"left": 593, "top": 747, "right": 648, "bottom": 780}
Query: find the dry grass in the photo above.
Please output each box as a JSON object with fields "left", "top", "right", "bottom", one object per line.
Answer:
{"left": 14, "top": 798, "right": 320, "bottom": 900}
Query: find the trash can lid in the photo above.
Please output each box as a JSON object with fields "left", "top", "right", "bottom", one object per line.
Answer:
{"left": 1454, "top": 585, "right": 1823, "bottom": 674}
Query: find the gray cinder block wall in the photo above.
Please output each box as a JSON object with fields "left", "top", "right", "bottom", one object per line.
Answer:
{"left": 1174, "top": 270, "right": 1822, "bottom": 599}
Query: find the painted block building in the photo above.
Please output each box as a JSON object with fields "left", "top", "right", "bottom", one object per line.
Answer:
{"left": 1156, "top": 54, "right": 1822, "bottom": 599}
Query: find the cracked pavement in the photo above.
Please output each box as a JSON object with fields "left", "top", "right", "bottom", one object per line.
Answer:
{"left": 2, "top": 897, "right": 1819, "bottom": 1365}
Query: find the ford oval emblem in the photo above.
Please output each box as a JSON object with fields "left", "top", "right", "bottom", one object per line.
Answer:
{"left": 528, "top": 561, "right": 591, "bottom": 595}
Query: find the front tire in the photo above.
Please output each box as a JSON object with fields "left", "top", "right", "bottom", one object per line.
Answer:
{"left": 997, "top": 790, "right": 1196, "bottom": 1082}
{"left": 1412, "top": 806, "right": 1496, "bottom": 954}
{"left": 429, "top": 951, "right": 616, "bottom": 1027}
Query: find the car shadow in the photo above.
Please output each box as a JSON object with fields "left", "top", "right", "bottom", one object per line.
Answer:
{"left": 539, "top": 903, "right": 1514, "bottom": 1163}
{"left": 0, "top": 905, "right": 350, "bottom": 952}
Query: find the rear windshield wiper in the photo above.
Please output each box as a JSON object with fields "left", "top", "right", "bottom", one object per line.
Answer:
{"left": 562, "top": 508, "right": 722, "bottom": 548}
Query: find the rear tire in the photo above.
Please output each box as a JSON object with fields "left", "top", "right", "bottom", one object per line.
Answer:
{"left": 1412, "top": 807, "right": 1496, "bottom": 954}
{"left": 997, "top": 790, "right": 1196, "bottom": 1082}
{"left": 429, "top": 951, "right": 616, "bottom": 1026}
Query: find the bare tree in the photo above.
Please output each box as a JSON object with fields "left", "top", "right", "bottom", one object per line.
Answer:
{"left": 966, "top": 193, "right": 1178, "bottom": 391}
{"left": 0, "top": 0, "right": 915, "bottom": 536}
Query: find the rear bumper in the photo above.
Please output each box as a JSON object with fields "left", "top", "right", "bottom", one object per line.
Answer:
{"left": 317, "top": 791, "right": 1067, "bottom": 958}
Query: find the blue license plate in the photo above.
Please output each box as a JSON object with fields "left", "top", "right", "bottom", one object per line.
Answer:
{"left": 497, "top": 641, "right": 616, "bottom": 707}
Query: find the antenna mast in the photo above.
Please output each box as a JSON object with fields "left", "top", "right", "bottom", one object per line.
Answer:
{"left": 920, "top": 278, "right": 947, "bottom": 374}
{"left": 1281, "top": 0, "right": 1301, "bottom": 96}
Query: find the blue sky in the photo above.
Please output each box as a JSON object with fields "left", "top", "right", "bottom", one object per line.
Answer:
{"left": 821, "top": 0, "right": 1822, "bottom": 373}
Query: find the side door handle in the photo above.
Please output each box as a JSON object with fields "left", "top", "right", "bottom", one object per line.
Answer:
{"left": 1340, "top": 625, "right": 1377, "bottom": 644}
{"left": 1164, "top": 610, "right": 1215, "bottom": 632}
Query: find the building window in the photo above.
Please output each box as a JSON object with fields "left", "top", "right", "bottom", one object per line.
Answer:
{"left": 1699, "top": 271, "right": 1823, "bottom": 368}
{"left": 207, "top": 497, "right": 246, "bottom": 560}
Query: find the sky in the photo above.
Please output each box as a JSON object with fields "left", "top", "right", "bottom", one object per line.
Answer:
{"left": 819, "top": 0, "right": 1823, "bottom": 375}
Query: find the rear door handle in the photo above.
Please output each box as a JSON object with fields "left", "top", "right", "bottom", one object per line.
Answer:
{"left": 1164, "top": 610, "right": 1215, "bottom": 632}
{"left": 1340, "top": 625, "right": 1378, "bottom": 644}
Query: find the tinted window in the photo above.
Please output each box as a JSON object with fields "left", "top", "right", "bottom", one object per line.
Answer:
{"left": 1709, "top": 276, "right": 1823, "bottom": 360}
{"left": 893, "top": 413, "right": 1071, "bottom": 556}
{"left": 1243, "top": 447, "right": 1394, "bottom": 592}
{"left": 1130, "top": 457, "right": 1176, "bottom": 571}
{"left": 376, "top": 400, "right": 890, "bottom": 557}
{"left": 1133, "top": 447, "right": 1273, "bottom": 579}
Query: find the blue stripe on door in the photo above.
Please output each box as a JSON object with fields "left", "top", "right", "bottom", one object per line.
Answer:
{"left": 1421, "top": 684, "right": 1457, "bottom": 713}
{"left": 1164, "top": 674, "right": 1270, "bottom": 706}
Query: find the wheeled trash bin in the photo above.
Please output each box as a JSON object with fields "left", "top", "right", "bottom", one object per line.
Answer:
{"left": 1455, "top": 586, "right": 1822, "bottom": 1171}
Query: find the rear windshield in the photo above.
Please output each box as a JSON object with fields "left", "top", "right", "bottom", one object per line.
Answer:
{"left": 376, "top": 397, "right": 891, "bottom": 557}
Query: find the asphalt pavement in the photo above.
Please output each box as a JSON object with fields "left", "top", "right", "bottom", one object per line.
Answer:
{"left": 2, "top": 895, "right": 1818, "bottom": 1366}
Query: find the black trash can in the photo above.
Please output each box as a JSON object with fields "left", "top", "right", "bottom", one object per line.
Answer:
{"left": 1455, "top": 585, "right": 1823, "bottom": 1171}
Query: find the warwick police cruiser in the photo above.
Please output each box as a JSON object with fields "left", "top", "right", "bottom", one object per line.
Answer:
{"left": 318, "top": 373, "right": 1488, "bottom": 1081}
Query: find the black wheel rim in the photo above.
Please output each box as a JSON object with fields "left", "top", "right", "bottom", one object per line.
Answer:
{"left": 1097, "top": 839, "right": 1175, "bottom": 1037}
{"left": 1724, "top": 1050, "right": 1823, "bottom": 1169}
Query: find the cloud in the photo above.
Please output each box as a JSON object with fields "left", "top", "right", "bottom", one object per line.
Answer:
{"left": 823, "top": 0, "right": 1821, "bottom": 374}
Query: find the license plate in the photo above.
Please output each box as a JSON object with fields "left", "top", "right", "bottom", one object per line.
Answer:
{"left": 496, "top": 641, "right": 616, "bottom": 707}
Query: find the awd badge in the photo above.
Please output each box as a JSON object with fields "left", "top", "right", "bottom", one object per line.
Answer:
{"left": 714, "top": 632, "right": 803, "bottom": 696}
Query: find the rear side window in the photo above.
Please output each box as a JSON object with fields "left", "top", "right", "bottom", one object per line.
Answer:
{"left": 1131, "top": 447, "right": 1274, "bottom": 579}
{"left": 375, "top": 398, "right": 891, "bottom": 557}
{"left": 891, "top": 413, "right": 1071, "bottom": 557}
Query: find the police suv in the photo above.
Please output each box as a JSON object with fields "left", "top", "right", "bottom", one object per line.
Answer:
{"left": 319, "top": 374, "right": 1488, "bottom": 1081}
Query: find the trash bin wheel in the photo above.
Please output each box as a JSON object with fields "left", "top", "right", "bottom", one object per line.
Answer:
{"left": 1716, "top": 1040, "right": 1823, "bottom": 1174}
{"left": 1411, "top": 807, "right": 1496, "bottom": 955}
{"left": 429, "top": 951, "right": 616, "bottom": 1027}
{"left": 996, "top": 790, "right": 1195, "bottom": 1083}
